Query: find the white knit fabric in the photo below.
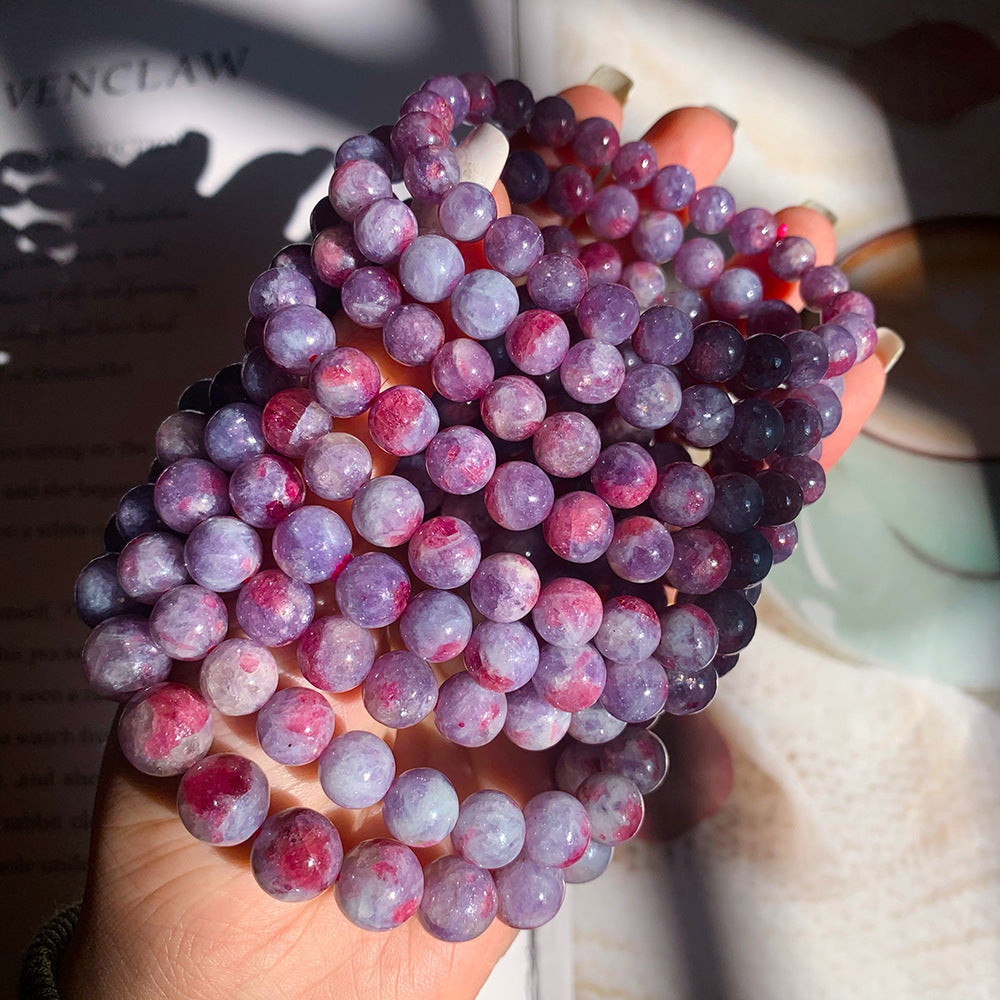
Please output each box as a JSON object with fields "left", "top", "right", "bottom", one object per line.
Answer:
{"left": 571, "top": 618, "right": 1000, "bottom": 999}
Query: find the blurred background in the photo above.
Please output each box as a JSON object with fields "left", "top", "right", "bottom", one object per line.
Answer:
{"left": 1, "top": 1, "right": 997, "bottom": 996}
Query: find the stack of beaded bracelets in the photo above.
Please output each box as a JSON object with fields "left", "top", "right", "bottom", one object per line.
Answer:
{"left": 74, "top": 70, "right": 878, "bottom": 941}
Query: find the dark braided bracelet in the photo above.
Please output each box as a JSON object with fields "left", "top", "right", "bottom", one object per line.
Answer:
{"left": 19, "top": 903, "right": 80, "bottom": 1000}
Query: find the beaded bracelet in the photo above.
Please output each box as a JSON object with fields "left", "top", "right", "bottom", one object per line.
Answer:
{"left": 74, "top": 70, "right": 878, "bottom": 941}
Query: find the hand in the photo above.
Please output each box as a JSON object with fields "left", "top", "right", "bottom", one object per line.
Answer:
{"left": 59, "top": 74, "right": 887, "bottom": 1000}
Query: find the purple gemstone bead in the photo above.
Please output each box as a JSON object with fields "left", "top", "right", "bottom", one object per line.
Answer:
{"left": 407, "top": 515, "right": 480, "bottom": 589}
{"left": 418, "top": 855, "right": 498, "bottom": 943}
{"left": 353, "top": 198, "right": 418, "bottom": 265}
{"left": 118, "top": 532, "right": 189, "bottom": 603}
{"left": 341, "top": 265, "right": 402, "bottom": 328}
{"left": 256, "top": 686, "right": 335, "bottom": 765}
{"left": 611, "top": 139, "right": 657, "bottom": 189}
{"left": 579, "top": 241, "right": 623, "bottom": 286}
{"left": 177, "top": 752, "right": 269, "bottom": 846}
{"left": 155, "top": 410, "right": 207, "bottom": 464}
{"left": 261, "top": 389, "right": 331, "bottom": 459}
{"left": 576, "top": 772, "right": 645, "bottom": 845}
{"left": 399, "top": 588, "right": 473, "bottom": 663}
{"left": 118, "top": 682, "right": 213, "bottom": 776}
{"left": 728, "top": 207, "right": 779, "bottom": 254}
{"left": 664, "top": 664, "right": 719, "bottom": 715}
{"left": 439, "top": 182, "right": 498, "bottom": 242}
{"left": 362, "top": 650, "right": 437, "bottom": 728}
{"left": 329, "top": 158, "right": 393, "bottom": 221}
{"left": 533, "top": 643, "right": 606, "bottom": 712}
{"left": 302, "top": 432, "right": 372, "bottom": 502}
{"left": 480, "top": 375, "right": 547, "bottom": 441}
{"left": 503, "top": 682, "right": 571, "bottom": 750}
{"left": 403, "top": 145, "right": 460, "bottom": 203}
{"left": 236, "top": 570, "right": 315, "bottom": 646}
{"left": 400, "top": 89, "right": 454, "bottom": 129}
{"left": 116, "top": 483, "right": 166, "bottom": 541}
{"left": 494, "top": 856, "right": 564, "bottom": 929}
{"left": 228, "top": 454, "right": 305, "bottom": 529}
{"left": 251, "top": 807, "right": 343, "bottom": 902}
{"left": 615, "top": 363, "right": 682, "bottom": 429}
{"left": 310, "top": 346, "right": 381, "bottom": 418}
{"left": 469, "top": 552, "right": 540, "bottom": 623}
{"left": 622, "top": 260, "right": 667, "bottom": 309}
{"left": 632, "top": 304, "right": 694, "bottom": 366}
{"left": 398, "top": 234, "right": 466, "bottom": 303}
{"left": 533, "top": 412, "right": 601, "bottom": 478}
{"left": 334, "top": 552, "right": 410, "bottom": 629}
{"left": 532, "top": 578, "right": 603, "bottom": 648}
{"left": 543, "top": 492, "right": 614, "bottom": 564}
{"left": 149, "top": 584, "right": 227, "bottom": 661}
{"left": 424, "top": 425, "right": 497, "bottom": 496}
{"left": 600, "top": 658, "right": 669, "bottom": 724}
{"left": 296, "top": 615, "right": 375, "bottom": 692}
{"left": 505, "top": 309, "right": 570, "bottom": 375}
{"left": 335, "top": 838, "right": 424, "bottom": 931}
{"left": 271, "top": 505, "right": 351, "bottom": 584}
{"left": 450, "top": 269, "right": 519, "bottom": 341}
{"left": 526, "top": 253, "right": 588, "bottom": 314}
{"left": 760, "top": 522, "right": 799, "bottom": 563}
{"left": 768, "top": 235, "right": 816, "bottom": 281}
{"left": 590, "top": 442, "right": 657, "bottom": 509}
{"left": 382, "top": 767, "right": 459, "bottom": 848}
{"left": 656, "top": 603, "right": 719, "bottom": 672}
{"left": 800, "top": 264, "right": 850, "bottom": 311}
{"left": 452, "top": 789, "right": 526, "bottom": 868}
{"left": 666, "top": 526, "right": 732, "bottom": 594}
{"left": 602, "top": 726, "right": 669, "bottom": 794}
{"left": 523, "top": 790, "right": 592, "bottom": 868}
{"left": 263, "top": 304, "right": 336, "bottom": 374}
{"left": 422, "top": 73, "right": 470, "bottom": 123}
{"left": 815, "top": 321, "right": 858, "bottom": 377}
{"left": 154, "top": 458, "right": 230, "bottom": 533}
{"left": 689, "top": 185, "right": 735, "bottom": 234}
{"left": 673, "top": 236, "right": 725, "bottom": 290}
{"left": 200, "top": 637, "right": 278, "bottom": 715}
{"left": 311, "top": 223, "right": 362, "bottom": 288}
{"left": 82, "top": 614, "right": 172, "bottom": 700}
{"left": 564, "top": 839, "right": 614, "bottom": 884}
{"left": 585, "top": 185, "right": 639, "bottom": 240}
{"left": 368, "top": 385, "right": 440, "bottom": 457}
{"left": 568, "top": 703, "right": 628, "bottom": 745}
{"left": 434, "top": 670, "right": 507, "bottom": 747}
{"left": 483, "top": 214, "right": 545, "bottom": 278}
{"left": 248, "top": 267, "right": 315, "bottom": 319}
{"left": 606, "top": 516, "right": 674, "bottom": 584}
{"left": 204, "top": 403, "right": 267, "bottom": 473}
{"left": 555, "top": 740, "right": 603, "bottom": 792}
{"left": 382, "top": 303, "right": 445, "bottom": 367}
{"left": 75, "top": 554, "right": 140, "bottom": 626}
{"left": 576, "top": 283, "right": 640, "bottom": 346}
{"left": 318, "top": 730, "right": 395, "bottom": 809}
{"left": 631, "top": 210, "right": 683, "bottom": 263}
{"left": 651, "top": 164, "right": 695, "bottom": 210}
{"left": 595, "top": 595, "right": 661, "bottom": 663}
{"left": 464, "top": 620, "right": 540, "bottom": 692}
{"left": 351, "top": 475, "right": 424, "bottom": 548}
{"left": 494, "top": 78, "right": 534, "bottom": 132}
{"left": 483, "top": 461, "right": 555, "bottom": 531}
{"left": 432, "top": 337, "right": 495, "bottom": 402}
{"left": 709, "top": 267, "right": 763, "bottom": 320}
{"left": 183, "top": 516, "right": 261, "bottom": 593}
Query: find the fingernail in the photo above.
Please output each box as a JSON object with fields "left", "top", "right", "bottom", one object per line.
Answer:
{"left": 454, "top": 123, "right": 509, "bottom": 190}
{"left": 587, "top": 66, "right": 633, "bottom": 104}
{"left": 703, "top": 105, "right": 739, "bottom": 132}
{"left": 875, "top": 326, "right": 905, "bottom": 373}
{"left": 801, "top": 199, "right": 838, "bottom": 226}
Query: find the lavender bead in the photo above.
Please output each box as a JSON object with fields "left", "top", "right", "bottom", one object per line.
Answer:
{"left": 336, "top": 838, "right": 423, "bottom": 931}
{"left": 399, "top": 234, "right": 466, "bottom": 303}
{"left": 311, "top": 224, "right": 362, "bottom": 287}
{"left": 353, "top": 198, "right": 417, "bottom": 265}
{"left": 559, "top": 340, "right": 626, "bottom": 404}
{"left": 382, "top": 768, "right": 459, "bottom": 848}
{"left": 728, "top": 207, "right": 778, "bottom": 254}
{"left": 595, "top": 595, "right": 661, "bottom": 664}
{"left": 464, "top": 620, "right": 540, "bottom": 693}
{"left": 709, "top": 267, "right": 763, "bottom": 320}
{"left": 407, "top": 516, "right": 480, "bottom": 589}
{"left": 82, "top": 614, "right": 172, "bottom": 700}
{"left": 585, "top": 185, "right": 639, "bottom": 240}
{"left": 543, "top": 492, "right": 614, "bottom": 563}
{"left": 607, "top": 516, "right": 675, "bottom": 584}
{"left": 382, "top": 303, "right": 445, "bottom": 367}
{"left": 601, "top": 658, "right": 669, "bottom": 724}
{"left": 432, "top": 337, "right": 495, "bottom": 402}
{"left": 689, "top": 185, "right": 735, "bottom": 234}
{"left": 769, "top": 235, "right": 816, "bottom": 281}
{"left": 302, "top": 432, "right": 371, "bottom": 502}
{"left": 228, "top": 454, "right": 305, "bottom": 529}
{"left": 335, "top": 552, "right": 410, "bottom": 629}
{"left": 483, "top": 214, "right": 545, "bottom": 278}
{"left": 631, "top": 210, "right": 683, "bottom": 264}
{"left": 526, "top": 253, "right": 588, "bottom": 314}
{"left": 200, "top": 638, "right": 279, "bottom": 715}
{"left": 419, "top": 855, "right": 498, "bottom": 942}
{"left": 533, "top": 411, "right": 602, "bottom": 478}
{"left": 580, "top": 241, "right": 623, "bottom": 286}
{"left": 483, "top": 461, "right": 554, "bottom": 532}
{"left": 532, "top": 578, "right": 603, "bottom": 647}
{"left": 251, "top": 807, "right": 343, "bottom": 902}
{"left": 177, "top": 753, "right": 269, "bottom": 846}
{"left": 248, "top": 267, "right": 315, "bottom": 319}
{"left": 434, "top": 670, "right": 506, "bottom": 747}
{"left": 149, "top": 584, "right": 227, "bottom": 661}
{"left": 203, "top": 403, "right": 267, "bottom": 473}
{"left": 503, "top": 682, "right": 571, "bottom": 750}
{"left": 452, "top": 790, "right": 526, "bottom": 868}
{"left": 329, "top": 157, "right": 393, "bottom": 220}
{"left": 673, "top": 236, "right": 725, "bottom": 290}
{"left": 656, "top": 603, "right": 719, "bottom": 672}
{"left": 263, "top": 304, "right": 336, "bottom": 374}
{"left": 469, "top": 553, "right": 540, "bottom": 623}
{"left": 118, "top": 532, "right": 189, "bottom": 603}
{"left": 615, "top": 363, "right": 682, "bottom": 429}
{"left": 439, "top": 182, "right": 498, "bottom": 242}
{"left": 665, "top": 665, "right": 719, "bottom": 715}
{"left": 256, "top": 686, "right": 335, "bottom": 765}
{"left": 494, "top": 857, "right": 564, "bottom": 929}
{"left": 75, "top": 554, "right": 140, "bottom": 626}
{"left": 532, "top": 642, "right": 607, "bottom": 713}
{"left": 399, "top": 589, "right": 472, "bottom": 663}
{"left": 368, "top": 385, "right": 440, "bottom": 457}
{"left": 310, "top": 346, "right": 381, "bottom": 418}
{"left": 800, "top": 264, "right": 850, "bottom": 311}
{"left": 564, "top": 840, "right": 614, "bottom": 884}
{"left": 341, "top": 265, "right": 402, "bottom": 328}
{"left": 504, "top": 309, "right": 569, "bottom": 375}
{"left": 568, "top": 702, "right": 628, "bottom": 744}
{"left": 424, "top": 425, "right": 497, "bottom": 495}
{"left": 480, "top": 375, "right": 546, "bottom": 441}
{"left": 816, "top": 322, "right": 858, "bottom": 377}
{"left": 577, "top": 772, "right": 645, "bottom": 845}
{"left": 590, "top": 442, "right": 657, "bottom": 509}
{"left": 622, "top": 260, "right": 667, "bottom": 309}
{"left": 632, "top": 305, "right": 694, "bottom": 366}
{"left": 523, "top": 790, "right": 592, "bottom": 868}
{"left": 602, "top": 726, "right": 669, "bottom": 794}
{"left": 319, "top": 730, "right": 395, "bottom": 808}
{"left": 362, "top": 651, "right": 437, "bottom": 728}
{"left": 118, "top": 682, "right": 213, "bottom": 776}
{"left": 667, "top": 526, "right": 732, "bottom": 594}
{"left": 183, "top": 516, "right": 261, "bottom": 593}
{"left": 271, "top": 505, "right": 351, "bottom": 584}
{"left": 236, "top": 570, "right": 315, "bottom": 646}
{"left": 296, "top": 615, "right": 375, "bottom": 692}
{"left": 577, "top": 283, "right": 640, "bottom": 345}
{"left": 154, "top": 458, "right": 230, "bottom": 533}
{"left": 155, "top": 410, "right": 207, "bottom": 464}
{"left": 241, "top": 348, "right": 298, "bottom": 407}
{"left": 449, "top": 269, "right": 519, "bottom": 342}
{"left": 672, "top": 384, "right": 735, "bottom": 448}
{"left": 116, "top": 483, "right": 166, "bottom": 540}
{"left": 651, "top": 164, "right": 695, "bottom": 210}
{"left": 351, "top": 475, "right": 424, "bottom": 548}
